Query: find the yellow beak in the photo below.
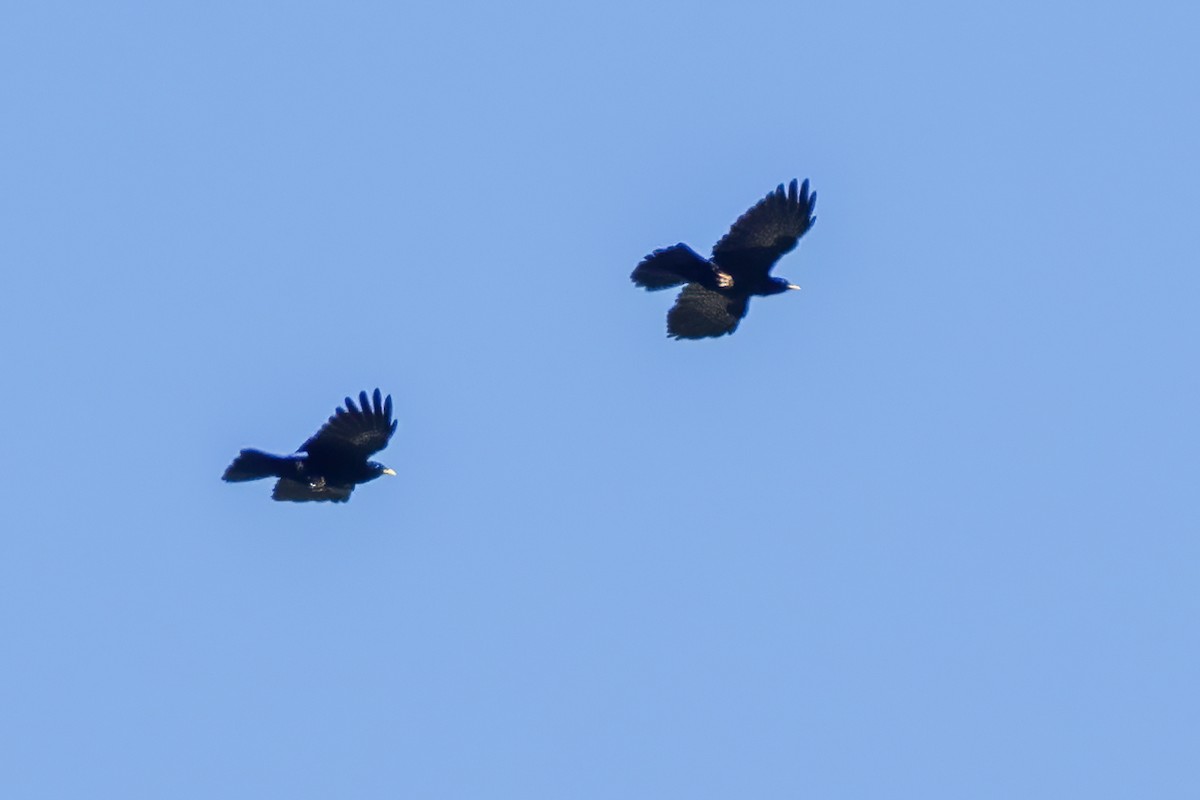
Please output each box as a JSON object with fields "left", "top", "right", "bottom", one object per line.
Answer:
{"left": 382, "top": 468, "right": 397, "bottom": 476}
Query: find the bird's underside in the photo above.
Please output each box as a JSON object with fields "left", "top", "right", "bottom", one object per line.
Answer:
{"left": 631, "top": 178, "right": 817, "bottom": 339}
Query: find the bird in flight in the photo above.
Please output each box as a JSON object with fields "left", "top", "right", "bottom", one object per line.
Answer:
{"left": 222, "top": 388, "right": 398, "bottom": 503}
{"left": 631, "top": 178, "right": 817, "bottom": 339}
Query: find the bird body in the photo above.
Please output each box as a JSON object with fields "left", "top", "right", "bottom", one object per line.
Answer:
{"left": 222, "top": 389, "right": 398, "bottom": 503}
{"left": 632, "top": 178, "right": 817, "bottom": 339}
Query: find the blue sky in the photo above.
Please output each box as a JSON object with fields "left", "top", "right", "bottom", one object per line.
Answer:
{"left": 2, "top": 0, "right": 1198, "bottom": 797}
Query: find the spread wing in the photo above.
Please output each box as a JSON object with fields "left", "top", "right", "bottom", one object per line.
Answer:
{"left": 272, "top": 477, "right": 353, "bottom": 503}
{"left": 631, "top": 243, "right": 716, "bottom": 290}
{"left": 298, "top": 388, "right": 397, "bottom": 460}
{"left": 712, "top": 178, "right": 816, "bottom": 278}
{"left": 666, "top": 284, "right": 749, "bottom": 339}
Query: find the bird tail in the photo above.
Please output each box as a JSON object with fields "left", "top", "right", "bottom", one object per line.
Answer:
{"left": 222, "top": 449, "right": 289, "bottom": 482}
{"left": 631, "top": 243, "right": 715, "bottom": 290}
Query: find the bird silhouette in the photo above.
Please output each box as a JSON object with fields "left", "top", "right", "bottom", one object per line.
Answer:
{"left": 632, "top": 178, "right": 817, "bottom": 339}
{"left": 222, "top": 389, "right": 398, "bottom": 503}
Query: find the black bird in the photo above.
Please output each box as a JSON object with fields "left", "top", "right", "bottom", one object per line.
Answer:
{"left": 222, "top": 389, "right": 398, "bottom": 503}
{"left": 632, "top": 178, "right": 817, "bottom": 339}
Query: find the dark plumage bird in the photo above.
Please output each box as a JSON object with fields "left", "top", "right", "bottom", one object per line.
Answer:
{"left": 222, "top": 389, "right": 398, "bottom": 503}
{"left": 632, "top": 178, "right": 817, "bottom": 339}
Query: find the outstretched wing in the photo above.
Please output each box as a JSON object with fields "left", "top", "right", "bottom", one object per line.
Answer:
{"left": 711, "top": 178, "right": 816, "bottom": 278}
{"left": 272, "top": 477, "right": 353, "bottom": 503}
{"left": 631, "top": 243, "right": 716, "bottom": 290}
{"left": 666, "top": 284, "right": 749, "bottom": 339}
{"left": 299, "top": 388, "right": 397, "bottom": 460}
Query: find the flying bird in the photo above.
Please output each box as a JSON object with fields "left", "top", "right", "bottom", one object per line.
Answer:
{"left": 632, "top": 178, "right": 817, "bottom": 339}
{"left": 222, "top": 388, "right": 398, "bottom": 503}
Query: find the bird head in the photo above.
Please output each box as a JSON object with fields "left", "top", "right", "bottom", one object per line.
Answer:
{"left": 767, "top": 276, "right": 802, "bottom": 295}
{"left": 369, "top": 462, "right": 397, "bottom": 479}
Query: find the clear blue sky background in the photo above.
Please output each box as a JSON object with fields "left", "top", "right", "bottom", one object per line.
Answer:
{"left": 2, "top": 1, "right": 1197, "bottom": 797}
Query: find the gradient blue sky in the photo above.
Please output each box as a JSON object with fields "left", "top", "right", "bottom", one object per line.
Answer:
{"left": 2, "top": 1, "right": 1198, "bottom": 797}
